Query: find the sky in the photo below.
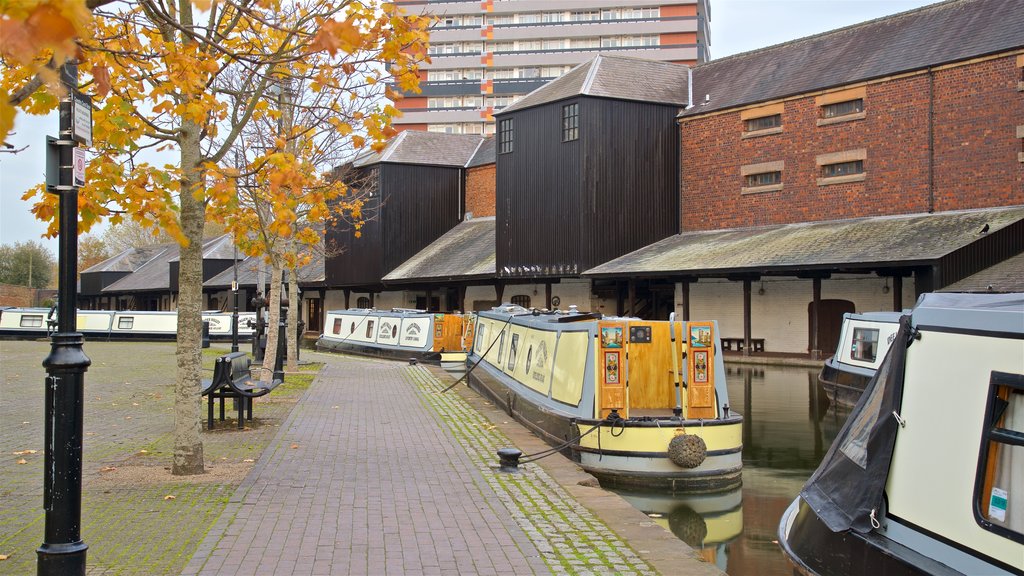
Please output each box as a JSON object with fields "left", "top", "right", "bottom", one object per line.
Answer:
{"left": 0, "top": 0, "right": 942, "bottom": 255}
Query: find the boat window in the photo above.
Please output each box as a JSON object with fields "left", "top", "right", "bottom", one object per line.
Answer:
{"left": 507, "top": 334, "right": 519, "bottom": 371}
{"left": 850, "top": 327, "right": 879, "bottom": 361}
{"left": 475, "top": 324, "right": 486, "bottom": 353}
{"left": 333, "top": 318, "right": 342, "bottom": 335}
{"left": 974, "top": 371, "right": 1024, "bottom": 543}
{"left": 497, "top": 331, "right": 505, "bottom": 363}
{"left": 118, "top": 317, "right": 134, "bottom": 330}
{"left": 524, "top": 346, "right": 533, "bottom": 373}
{"left": 20, "top": 315, "right": 43, "bottom": 328}
{"left": 365, "top": 320, "right": 374, "bottom": 338}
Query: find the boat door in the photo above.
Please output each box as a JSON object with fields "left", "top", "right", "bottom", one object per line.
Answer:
{"left": 597, "top": 321, "right": 627, "bottom": 418}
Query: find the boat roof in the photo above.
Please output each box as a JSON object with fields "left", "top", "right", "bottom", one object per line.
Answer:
{"left": 846, "top": 311, "right": 903, "bottom": 323}
{"left": 911, "top": 292, "right": 1024, "bottom": 335}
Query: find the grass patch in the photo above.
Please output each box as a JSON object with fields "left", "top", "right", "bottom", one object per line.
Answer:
{"left": 281, "top": 362, "right": 323, "bottom": 391}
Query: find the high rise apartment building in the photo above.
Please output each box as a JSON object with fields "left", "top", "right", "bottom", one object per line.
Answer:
{"left": 393, "top": 0, "right": 710, "bottom": 135}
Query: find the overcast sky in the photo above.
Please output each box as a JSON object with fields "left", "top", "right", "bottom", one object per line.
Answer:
{"left": 0, "top": 0, "right": 941, "bottom": 254}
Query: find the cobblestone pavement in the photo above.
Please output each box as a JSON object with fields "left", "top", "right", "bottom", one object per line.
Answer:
{"left": 0, "top": 340, "right": 312, "bottom": 576}
{"left": 184, "top": 352, "right": 659, "bottom": 576}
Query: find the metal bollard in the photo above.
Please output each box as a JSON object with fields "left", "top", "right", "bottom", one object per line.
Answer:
{"left": 497, "top": 448, "right": 523, "bottom": 473}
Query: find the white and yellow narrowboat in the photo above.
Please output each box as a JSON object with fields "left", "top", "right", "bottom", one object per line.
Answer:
{"left": 467, "top": 305, "right": 743, "bottom": 492}
{"left": 317, "top": 308, "right": 473, "bottom": 364}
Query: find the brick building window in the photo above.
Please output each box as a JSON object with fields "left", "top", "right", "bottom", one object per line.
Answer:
{"left": 822, "top": 99, "right": 864, "bottom": 119}
{"left": 740, "top": 160, "right": 784, "bottom": 194}
{"left": 510, "top": 295, "right": 531, "bottom": 308}
{"left": 1018, "top": 54, "right": 1024, "bottom": 91}
{"left": 356, "top": 296, "right": 370, "bottom": 308}
{"left": 817, "top": 149, "right": 867, "bottom": 186}
{"left": 498, "top": 118, "right": 514, "bottom": 154}
{"left": 1017, "top": 125, "right": 1024, "bottom": 163}
{"left": 562, "top": 103, "right": 579, "bottom": 142}
{"left": 745, "top": 114, "right": 781, "bottom": 132}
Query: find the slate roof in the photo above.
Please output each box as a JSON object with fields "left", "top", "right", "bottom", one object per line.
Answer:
{"left": 498, "top": 54, "right": 691, "bottom": 115}
{"left": 352, "top": 131, "right": 485, "bottom": 168}
{"left": 383, "top": 217, "right": 495, "bottom": 284}
{"left": 939, "top": 251, "right": 1024, "bottom": 293}
{"left": 681, "top": 0, "right": 1024, "bottom": 117}
{"left": 81, "top": 243, "right": 173, "bottom": 274}
{"left": 467, "top": 136, "right": 495, "bottom": 168}
{"left": 102, "top": 235, "right": 239, "bottom": 293}
{"left": 204, "top": 251, "right": 326, "bottom": 289}
{"left": 584, "top": 207, "right": 1024, "bottom": 277}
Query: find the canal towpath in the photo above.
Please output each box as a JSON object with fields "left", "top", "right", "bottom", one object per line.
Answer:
{"left": 0, "top": 340, "right": 722, "bottom": 575}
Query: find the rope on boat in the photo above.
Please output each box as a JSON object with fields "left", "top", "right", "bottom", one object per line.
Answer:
{"left": 519, "top": 421, "right": 604, "bottom": 464}
{"left": 435, "top": 313, "right": 522, "bottom": 394}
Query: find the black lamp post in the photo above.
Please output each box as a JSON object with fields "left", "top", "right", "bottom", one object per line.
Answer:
{"left": 231, "top": 245, "right": 239, "bottom": 353}
{"left": 38, "top": 60, "right": 90, "bottom": 576}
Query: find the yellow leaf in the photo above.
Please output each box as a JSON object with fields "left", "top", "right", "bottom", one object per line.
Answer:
{"left": 16, "top": 459, "right": 27, "bottom": 465}
{"left": 163, "top": 494, "right": 175, "bottom": 500}
{"left": 12, "top": 450, "right": 38, "bottom": 455}
{"left": 0, "top": 554, "right": 9, "bottom": 561}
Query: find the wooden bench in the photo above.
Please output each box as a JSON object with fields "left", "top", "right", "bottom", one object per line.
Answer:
{"left": 721, "top": 337, "right": 765, "bottom": 352}
{"left": 201, "top": 351, "right": 283, "bottom": 429}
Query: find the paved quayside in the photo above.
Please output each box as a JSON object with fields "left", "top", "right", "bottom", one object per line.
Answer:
{"left": 182, "top": 351, "right": 721, "bottom": 576}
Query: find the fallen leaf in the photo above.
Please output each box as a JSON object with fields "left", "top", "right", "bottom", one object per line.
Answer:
{"left": 243, "top": 458, "right": 255, "bottom": 463}
{"left": 16, "top": 459, "right": 27, "bottom": 465}
{"left": 163, "top": 495, "right": 175, "bottom": 500}
{"left": 85, "top": 432, "right": 96, "bottom": 436}
{"left": 290, "top": 444, "right": 299, "bottom": 449}
{"left": 139, "top": 450, "right": 148, "bottom": 454}
{"left": 332, "top": 405, "right": 339, "bottom": 409}
{"left": 0, "top": 554, "right": 9, "bottom": 561}
{"left": 101, "top": 466, "right": 117, "bottom": 472}
{"left": 132, "top": 403, "right": 139, "bottom": 406}
{"left": 220, "top": 457, "right": 227, "bottom": 460}
{"left": 13, "top": 450, "right": 38, "bottom": 455}
{"left": 21, "top": 422, "right": 29, "bottom": 424}
{"left": 125, "top": 416, "right": 132, "bottom": 420}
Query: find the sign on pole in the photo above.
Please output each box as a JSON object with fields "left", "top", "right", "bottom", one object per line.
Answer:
{"left": 72, "top": 147, "right": 86, "bottom": 188}
{"left": 72, "top": 92, "right": 92, "bottom": 147}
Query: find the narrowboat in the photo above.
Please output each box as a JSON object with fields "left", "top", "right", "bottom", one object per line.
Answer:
{"left": 818, "top": 311, "right": 902, "bottom": 408}
{"left": 779, "top": 293, "right": 1024, "bottom": 576}
{"left": 316, "top": 308, "right": 473, "bottom": 364}
{"left": 0, "top": 307, "right": 255, "bottom": 341}
{"left": 468, "top": 305, "right": 743, "bottom": 492}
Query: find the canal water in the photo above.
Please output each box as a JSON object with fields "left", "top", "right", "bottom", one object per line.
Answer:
{"left": 611, "top": 362, "right": 853, "bottom": 575}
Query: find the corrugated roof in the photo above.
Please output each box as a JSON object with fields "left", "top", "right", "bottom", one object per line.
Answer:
{"left": 383, "top": 217, "right": 495, "bottom": 283}
{"left": 203, "top": 251, "right": 326, "bottom": 289}
{"left": 939, "top": 251, "right": 1024, "bottom": 293}
{"left": 352, "top": 131, "right": 485, "bottom": 168}
{"left": 467, "top": 136, "right": 496, "bottom": 168}
{"left": 499, "top": 54, "right": 691, "bottom": 115}
{"left": 584, "top": 207, "right": 1024, "bottom": 277}
{"left": 681, "top": 0, "right": 1024, "bottom": 117}
{"left": 81, "top": 242, "right": 173, "bottom": 273}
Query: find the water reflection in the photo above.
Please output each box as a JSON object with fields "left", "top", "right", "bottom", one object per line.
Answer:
{"left": 612, "top": 363, "right": 853, "bottom": 576}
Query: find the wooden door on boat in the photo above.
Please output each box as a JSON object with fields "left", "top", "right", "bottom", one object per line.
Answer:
{"left": 621, "top": 321, "right": 676, "bottom": 413}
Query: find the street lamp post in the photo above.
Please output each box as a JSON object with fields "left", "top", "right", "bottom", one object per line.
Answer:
{"left": 38, "top": 60, "right": 90, "bottom": 576}
{"left": 231, "top": 245, "right": 239, "bottom": 353}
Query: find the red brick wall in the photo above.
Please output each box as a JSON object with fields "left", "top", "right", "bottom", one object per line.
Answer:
{"left": 465, "top": 163, "right": 495, "bottom": 218}
{"left": 679, "top": 54, "right": 1024, "bottom": 231}
{"left": 0, "top": 283, "right": 33, "bottom": 307}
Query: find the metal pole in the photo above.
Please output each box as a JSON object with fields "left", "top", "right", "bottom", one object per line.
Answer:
{"left": 39, "top": 60, "right": 90, "bottom": 576}
{"left": 231, "top": 245, "right": 239, "bottom": 353}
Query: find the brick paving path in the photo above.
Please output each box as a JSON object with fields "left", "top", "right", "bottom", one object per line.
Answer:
{"left": 184, "top": 352, "right": 656, "bottom": 576}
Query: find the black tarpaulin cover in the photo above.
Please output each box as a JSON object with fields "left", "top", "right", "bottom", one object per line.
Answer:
{"left": 801, "top": 315, "right": 913, "bottom": 534}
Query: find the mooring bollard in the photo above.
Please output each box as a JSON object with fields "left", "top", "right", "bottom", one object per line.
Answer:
{"left": 497, "top": 448, "right": 523, "bottom": 473}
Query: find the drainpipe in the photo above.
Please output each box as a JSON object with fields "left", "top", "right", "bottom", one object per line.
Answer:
{"left": 927, "top": 67, "right": 935, "bottom": 214}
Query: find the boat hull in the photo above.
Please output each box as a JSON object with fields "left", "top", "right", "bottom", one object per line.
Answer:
{"left": 817, "top": 358, "right": 872, "bottom": 409}
{"left": 315, "top": 338, "right": 442, "bottom": 364}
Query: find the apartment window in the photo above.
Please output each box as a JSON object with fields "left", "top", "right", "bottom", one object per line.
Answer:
{"left": 822, "top": 160, "right": 864, "bottom": 179}
{"left": 498, "top": 118, "right": 514, "bottom": 154}
{"left": 974, "top": 371, "right": 1023, "bottom": 541}
{"left": 740, "top": 160, "right": 784, "bottom": 194}
{"left": 823, "top": 99, "right": 863, "bottom": 119}
{"left": 817, "top": 149, "right": 867, "bottom": 185}
{"left": 517, "top": 13, "right": 541, "bottom": 24}
{"left": 562, "top": 103, "right": 579, "bottom": 142}
{"left": 571, "top": 10, "right": 600, "bottom": 21}
{"left": 745, "top": 114, "right": 781, "bottom": 132}
{"left": 744, "top": 171, "right": 781, "bottom": 187}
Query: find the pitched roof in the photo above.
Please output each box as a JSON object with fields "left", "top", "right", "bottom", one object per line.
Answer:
{"left": 467, "top": 136, "right": 496, "bottom": 168}
{"left": 203, "top": 251, "right": 326, "bottom": 289}
{"left": 352, "top": 131, "right": 485, "bottom": 168}
{"left": 499, "top": 54, "right": 691, "bottom": 115}
{"left": 101, "top": 235, "right": 238, "bottom": 293}
{"left": 680, "top": 0, "right": 1024, "bottom": 118}
{"left": 382, "top": 217, "right": 495, "bottom": 284}
{"left": 584, "top": 206, "right": 1024, "bottom": 277}
{"left": 939, "top": 251, "right": 1024, "bottom": 293}
{"left": 81, "top": 242, "right": 173, "bottom": 274}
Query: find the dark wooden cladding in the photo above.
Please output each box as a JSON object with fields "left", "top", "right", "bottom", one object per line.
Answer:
{"left": 496, "top": 96, "right": 680, "bottom": 278}
{"left": 325, "top": 163, "right": 464, "bottom": 287}
{"left": 936, "top": 217, "right": 1024, "bottom": 288}
{"left": 80, "top": 271, "right": 129, "bottom": 296}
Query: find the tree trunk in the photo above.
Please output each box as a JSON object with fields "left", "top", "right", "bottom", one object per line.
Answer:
{"left": 286, "top": 268, "right": 299, "bottom": 372}
{"left": 261, "top": 265, "right": 283, "bottom": 380}
{"left": 172, "top": 121, "right": 205, "bottom": 476}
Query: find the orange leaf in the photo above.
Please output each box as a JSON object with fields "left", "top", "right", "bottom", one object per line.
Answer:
{"left": 91, "top": 65, "right": 111, "bottom": 97}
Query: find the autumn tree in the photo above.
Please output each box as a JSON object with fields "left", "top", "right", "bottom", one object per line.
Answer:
{"left": 3, "top": 0, "right": 429, "bottom": 474}
{"left": 78, "top": 233, "right": 111, "bottom": 273}
{"left": 0, "top": 240, "right": 56, "bottom": 288}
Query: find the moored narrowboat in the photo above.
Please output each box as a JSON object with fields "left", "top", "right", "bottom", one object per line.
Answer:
{"left": 467, "top": 305, "right": 743, "bottom": 492}
{"left": 818, "top": 311, "right": 902, "bottom": 408}
{"left": 316, "top": 308, "right": 473, "bottom": 363}
{"left": 0, "top": 307, "right": 255, "bottom": 341}
{"left": 779, "top": 293, "right": 1024, "bottom": 576}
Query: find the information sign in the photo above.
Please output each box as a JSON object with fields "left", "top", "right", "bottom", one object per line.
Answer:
{"left": 72, "top": 92, "right": 92, "bottom": 147}
{"left": 73, "top": 147, "right": 86, "bottom": 187}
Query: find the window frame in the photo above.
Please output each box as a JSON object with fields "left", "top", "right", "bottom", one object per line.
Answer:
{"left": 743, "top": 171, "right": 781, "bottom": 188}
{"left": 973, "top": 370, "right": 1024, "bottom": 544}
{"left": 562, "top": 102, "right": 579, "bottom": 142}
{"left": 744, "top": 114, "right": 782, "bottom": 133}
{"left": 498, "top": 118, "right": 514, "bottom": 154}
{"left": 510, "top": 295, "right": 531, "bottom": 308}
{"left": 821, "top": 159, "right": 864, "bottom": 179}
